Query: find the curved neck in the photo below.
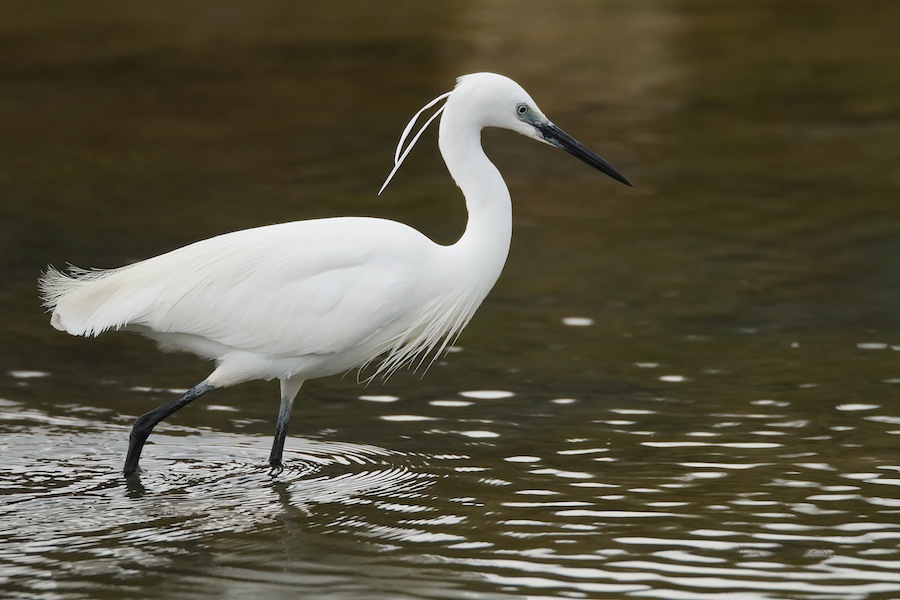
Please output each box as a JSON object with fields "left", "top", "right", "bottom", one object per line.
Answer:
{"left": 438, "top": 113, "right": 512, "bottom": 281}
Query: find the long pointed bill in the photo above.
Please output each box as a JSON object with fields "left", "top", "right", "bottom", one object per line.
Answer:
{"left": 535, "top": 122, "right": 633, "bottom": 187}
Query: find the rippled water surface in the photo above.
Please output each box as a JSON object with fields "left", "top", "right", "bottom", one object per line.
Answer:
{"left": 4, "top": 1, "right": 900, "bottom": 598}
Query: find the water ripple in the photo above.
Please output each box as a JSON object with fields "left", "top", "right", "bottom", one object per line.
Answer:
{"left": 5, "top": 383, "right": 900, "bottom": 599}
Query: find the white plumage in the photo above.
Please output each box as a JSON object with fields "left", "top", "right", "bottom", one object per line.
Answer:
{"left": 39, "top": 73, "right": 631, "bottom": 475}
{"left": 42, "top": 218, "right": 466, "bottom": 384}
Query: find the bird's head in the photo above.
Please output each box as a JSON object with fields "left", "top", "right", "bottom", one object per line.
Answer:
{"left": 449, "top": 73, "right": 632, "bottom": 187}
{"left": 378, "top": 72, "right": 632, "bottom": 195}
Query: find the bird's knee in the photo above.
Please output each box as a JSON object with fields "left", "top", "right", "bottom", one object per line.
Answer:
{"left": 131, "top": 413, "right": 157, "bottom": 438}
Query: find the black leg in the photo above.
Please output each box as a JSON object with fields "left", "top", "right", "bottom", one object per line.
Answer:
{"left": 268, "top": 395, "right": 294, "bottom": 469}
{"left": 123, "top": 380, "right": 215, "bottom": 476}
{"left": 269, "top": 378, "right": 303, "bottom": 470}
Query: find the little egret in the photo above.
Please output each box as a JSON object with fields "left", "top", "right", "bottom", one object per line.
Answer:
{"left": 40, "top": 72, "right": 631, "bottom": 476}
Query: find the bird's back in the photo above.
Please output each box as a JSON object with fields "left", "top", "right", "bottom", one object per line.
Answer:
{"left": 41, "top": 217, "right": 457, "bottom": 381}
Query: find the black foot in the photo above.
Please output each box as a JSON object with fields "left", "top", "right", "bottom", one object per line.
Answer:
{"left": 268, "top": 460, "right": 285, "bottom": 476}
{"left": 123, "top": 426, "right": 151, "bottom": 476}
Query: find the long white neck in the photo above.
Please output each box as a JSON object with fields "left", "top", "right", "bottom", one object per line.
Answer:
{"left": 438, "top": 107, "right": 513, "bottom": 290}
{"left": 369, "top": 86, "right": 516, "bottom": 380}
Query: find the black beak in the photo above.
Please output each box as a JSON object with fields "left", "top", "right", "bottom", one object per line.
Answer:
{"left": 535, "top": 122, "right": 632, "bottom": 187}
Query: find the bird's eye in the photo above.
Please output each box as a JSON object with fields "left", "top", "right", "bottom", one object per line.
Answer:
{"left": 516, "top": 103, "right": 529, "bottom": 116}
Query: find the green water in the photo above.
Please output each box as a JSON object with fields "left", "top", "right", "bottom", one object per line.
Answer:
{"left": 3, "top": 1, "right": 900, "bottom": 598}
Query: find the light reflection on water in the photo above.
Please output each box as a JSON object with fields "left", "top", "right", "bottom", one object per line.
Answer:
{"left": 4, "top": 369, "right": 900, "bottom": 599}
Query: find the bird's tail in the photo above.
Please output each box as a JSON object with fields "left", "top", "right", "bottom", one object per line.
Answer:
{"left": 39, "top": 265, "right": 131, "bottom": 336}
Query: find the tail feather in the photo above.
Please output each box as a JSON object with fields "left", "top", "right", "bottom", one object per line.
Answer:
{"left": 39, "top": 265, "right": 133, "bottom": 336}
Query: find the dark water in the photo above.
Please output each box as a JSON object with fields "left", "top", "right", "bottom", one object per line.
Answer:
{"left": 4, "top": 1, "right": 900, "bottom": 598}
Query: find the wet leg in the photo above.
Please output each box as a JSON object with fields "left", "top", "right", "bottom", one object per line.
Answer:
{"left": 123, "top": 380, "right": 215, "bottom": 476}
{"left": 269, "top": 378, "right": 304, "bottom": 469}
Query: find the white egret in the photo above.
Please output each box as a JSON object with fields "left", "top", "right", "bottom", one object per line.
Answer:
{"left": 39, "top": 73, "right": 631, "bottom": 476}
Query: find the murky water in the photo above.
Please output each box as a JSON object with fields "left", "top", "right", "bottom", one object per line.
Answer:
{"left": 4, "top": 1, "right": 900, "bottom": 598}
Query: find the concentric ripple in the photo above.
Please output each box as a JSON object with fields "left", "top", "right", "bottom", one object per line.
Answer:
{"left": 0, "top": 399, "right": 442, "bottom": 598}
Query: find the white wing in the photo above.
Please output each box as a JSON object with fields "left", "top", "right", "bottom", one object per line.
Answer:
{"left": 42, "top": 217, "right": 433, "bottom": 361}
